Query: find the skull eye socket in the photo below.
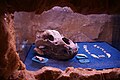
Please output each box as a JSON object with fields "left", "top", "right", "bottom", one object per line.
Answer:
{"left": 62, "top": 37, "right": 70, "bottom": 45}
{"left": 43, "top": 34, "right": 54, "bottom": 41}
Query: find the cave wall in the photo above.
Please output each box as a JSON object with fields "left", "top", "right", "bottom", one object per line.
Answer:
{"left": 14, "top": 7, "right": 113, "bottom": 52}
{"left": 1, "top": 0, "right": 120, "bottom": 14}
{"left": 1, "top": 0, "right": 119, "bottom": 51}
{"left": 0, "top": 13, "right": 25, "bottom": 79}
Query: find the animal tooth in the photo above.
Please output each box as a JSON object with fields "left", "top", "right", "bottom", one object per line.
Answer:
{"left": 93, "top": 45, "right": 97, "bottom": 47}
{"left": 106, "top": 53, "right": 111, "bottom": 58}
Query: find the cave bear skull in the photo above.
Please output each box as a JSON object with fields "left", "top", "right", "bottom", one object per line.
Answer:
{"left": 35, "top": 30, "right": 78, "bottom": 60}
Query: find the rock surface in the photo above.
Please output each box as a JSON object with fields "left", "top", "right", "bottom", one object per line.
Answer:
{"left": 1, "top": 0, "right": 120, "bottom": 14}
{"left": 14, "top": 7, "right": 112, "bottom": 52}
{"left": 9, "top": 67, "right": 120, "bottom": 80}
{"left": 0, "top": 13, "right": 25, "bottom": 80}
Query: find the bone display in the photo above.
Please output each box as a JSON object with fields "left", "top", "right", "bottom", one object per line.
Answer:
{"left": 0, "top": 0, "right": 120, "bottom": 79}
{"left": 34, "top": 30, "right": 78, "bottom": 60}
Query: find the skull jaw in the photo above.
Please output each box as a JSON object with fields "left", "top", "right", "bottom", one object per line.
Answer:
{"left": 35, "top": 40, "right": 78, "bottom": 61}
{"left": 34, "top": 47, "right": 78, "bottom": 61}
{"left": 43, "top": 46, "right": 78, "bottom": 61}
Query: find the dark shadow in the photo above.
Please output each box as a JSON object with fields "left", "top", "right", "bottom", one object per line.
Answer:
{"left": 112, "top": 15, "right": 120, "bottom": 50}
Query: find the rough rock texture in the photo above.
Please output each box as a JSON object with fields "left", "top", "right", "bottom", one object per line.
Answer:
{"left": 57, "top": 67, "right": 120, "bottom": 80}
{"left": 56, "top": 67, "right": 120, "bottom": 80}
{"left": 14, "top": 7, "right": 112, "bottom": 51}
{"left": 1, "top": 0, "right": 120, "bottom": 14}
{"left": 0, "top": 13, "right": 25, "bottom": 80}
{"left": 9, "top": 67, "right": 120, "bottom": 80}
{"left": 34, "top": 67, "right": 63, "bottom": 80}
{"left": 9, "top": 70, "right": 36, "bottom": 80}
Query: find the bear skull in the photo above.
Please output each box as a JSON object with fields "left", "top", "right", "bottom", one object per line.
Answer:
{"left": 35, "top": 30, "right": 78, "bottom": 60}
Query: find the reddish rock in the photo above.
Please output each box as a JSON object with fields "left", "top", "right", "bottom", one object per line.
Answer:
{"left": 9, "top": 70, "right": 36, "bottom": 80}
{"left": 31, "top": 67, "right": 120, "bottom": 80}
{"left": 0, "top": 13, "right": 25, "bottom": 80}
{"left": 55, "top": 67, "right": 120, "bottom": 80}
{"left": 34, "top": 67, "right": 63, "bottom": 80}
{"left": 1, "top": 0, "right": 120, "bottom": 14}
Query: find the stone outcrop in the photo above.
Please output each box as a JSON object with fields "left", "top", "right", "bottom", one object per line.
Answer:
{"left": 34, "top": 67, "right": 63, "bottom": 80}
{"left": 14, "top": 7, "right": 112, "bottom": 51}
{"left": 9, "top": 67, "right": 120, "bottom": 80}
{"left": 0, "top": 13, "right": 25, "bottom": 80}
{"left": 1, "top": 0, "right": 120, "bottom": 14}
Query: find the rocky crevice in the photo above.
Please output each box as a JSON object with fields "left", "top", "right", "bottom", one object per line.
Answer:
{"left": 9, "top": 67, "right": 120, "bottom": 80}
{"left": 0, "top": 13, "right": 25, "bottom": 80}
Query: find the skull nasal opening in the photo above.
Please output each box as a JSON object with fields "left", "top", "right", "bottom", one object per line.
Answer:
{"left": 62, "top": 37, "right": 70, "bottom": 45}
{"left": 43, "top": 34, "right": 54, "bottom": 41}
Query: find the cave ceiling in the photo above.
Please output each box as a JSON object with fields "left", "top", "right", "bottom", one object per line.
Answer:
{"left": 0, "top": 0, "right": 120, "bottom": 14}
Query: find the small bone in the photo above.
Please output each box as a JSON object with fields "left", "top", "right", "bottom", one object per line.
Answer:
{"left": 77, "top": 54, "right": 88, "bottom": 58}
{"left": 35, "top": 56, "right": 44, "bottom": 61}
{"left": 91, "top": 54, "right": 99, "bottom": 59}
{"left": 106, "top": 53, "right": 111, "bottom": 58}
